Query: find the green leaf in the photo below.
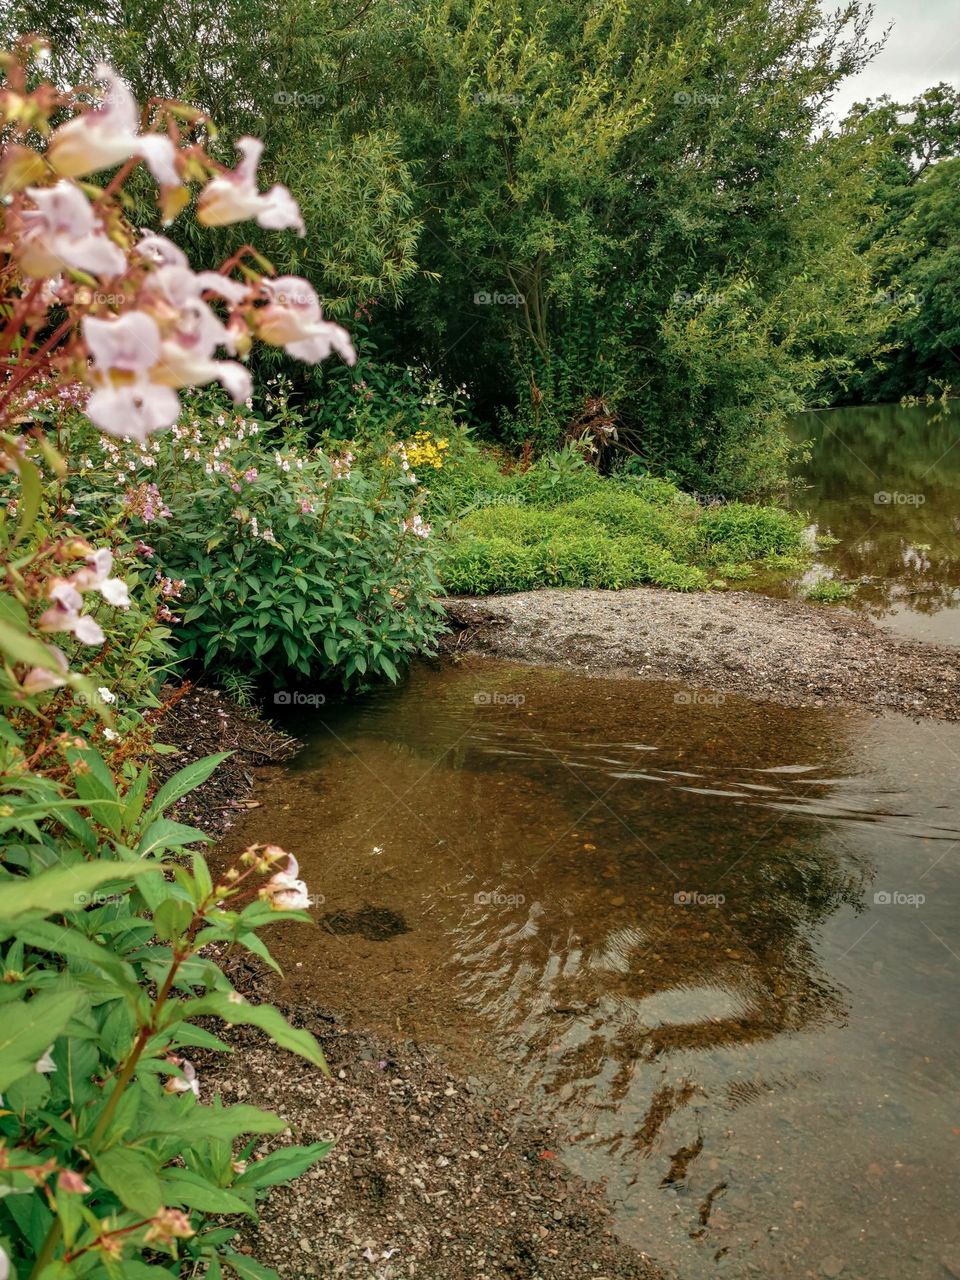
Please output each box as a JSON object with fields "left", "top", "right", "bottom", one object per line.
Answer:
{"left": 142, "top": 1100, "right": 287, "bottom": 1142}
{"left": 180, "top": 994, "right": 328, "bottom": 1073}
{"left": 0, "top": 861, "right": 158, "bottom": 921}
{"left": 137, "top": 818, "right": 209, "bottom": 859}
{"left": 93, "top": 1146, "right": 163, "bottom": 1216}
{"left": 17, "top": 920, "right": 137, "bottom": 986}
{"left": 13, "top": 453, "right": 42, "bottom": 544}
{"left": 152, "top": 897, "right": 194, "bottom": 942}
{"left": 0, "top": 617, "right": 67, "bottom": 673}
{"left": 235, "top": 1141, "right": 333, "bottom": 1191}
{"left": 222, "top": 1253, "right": 283, "bottom": 1280}
{"left": 159, "top": 1167, "right": 253, "bottom": 1216}
{"left": 145, "top": 753, "right": 230, "bottom": 823}
{"left": 0, "top": 988, "right": 83, "bottom": 1091}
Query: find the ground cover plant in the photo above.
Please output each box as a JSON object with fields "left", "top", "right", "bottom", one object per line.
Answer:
{"left": 0, "top": 45, "right": 370, "bottom": 1279}
{"left": 423, "top": 442, "right": 809, "bottom": 596}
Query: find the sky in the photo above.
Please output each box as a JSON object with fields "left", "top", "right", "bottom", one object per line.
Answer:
{"left": 825, "top": 0, "right": 960, "bottom": 119}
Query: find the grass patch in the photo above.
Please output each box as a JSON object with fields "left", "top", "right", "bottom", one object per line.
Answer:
{"left": 804, "top": 578, "right": 856, "bottom": 603}
{"left": 430, "top": 448, "right": 810, "bottom": 596}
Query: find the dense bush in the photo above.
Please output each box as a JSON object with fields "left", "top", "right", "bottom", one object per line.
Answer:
{"left": 438, "top": 469, "right": 808, "bottom": 596}
{"left": 64, "top": 401, "right": 445, "bottom": 687}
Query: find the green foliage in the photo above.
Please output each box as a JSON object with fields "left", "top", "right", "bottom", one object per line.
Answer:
{"left": 62, "top": 396, "right": 445, "bottom": 687}
{"left": 438, "top": 464, "right": 808, "bottom": 595}
{"left": 832, "top": 84, "right": 960, "bottom": 403}
{"left": 804, "top": 577, "right": 856, "bottom": 603}
{"left": 12, "top": 0, "right": 892, "bottom": 494}
{"left": 0, "top": 725, "right": 332, "bottom": 1278}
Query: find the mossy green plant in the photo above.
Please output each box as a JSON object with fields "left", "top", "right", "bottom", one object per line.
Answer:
{"left": 804, "top": 577, "right": 856, "bottom": 603}
{"left": 438, "top": 464, "right": 810, "bottom": 596}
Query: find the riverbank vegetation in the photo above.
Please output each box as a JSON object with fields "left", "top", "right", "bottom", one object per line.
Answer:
{"left": 0, "top": 3, "right": 953, "bottom": 1272}
{"left": 13, "top": 0, "right": 949, "bottom": 496}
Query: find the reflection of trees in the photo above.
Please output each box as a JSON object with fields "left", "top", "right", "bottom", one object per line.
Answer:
{"left": 790, "top": 404, "right": 960, "bottom": 618}
{"left": 441, "top": 680, "right": 870, "bottom": 1202}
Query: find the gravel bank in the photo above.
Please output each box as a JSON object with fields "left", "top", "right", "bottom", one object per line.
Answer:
{"left": 202, "top": 1012, "right": 666, "bottom": 1280}
{"left": 442, "top": 588, "right": 960, "bottom": 720}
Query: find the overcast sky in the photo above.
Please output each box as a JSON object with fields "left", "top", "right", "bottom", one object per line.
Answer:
{"left": 826, "top": 0, "right": 960, "bottom": 118}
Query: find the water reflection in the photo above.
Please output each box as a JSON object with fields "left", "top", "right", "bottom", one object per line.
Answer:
{"left": 773, "top": 402, "right": 960, "bottom": 644}
{"left": 225, "top": 661, "right": 960, "bottom": 1279}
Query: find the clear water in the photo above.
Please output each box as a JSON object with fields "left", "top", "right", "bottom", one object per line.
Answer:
{"left": 251, "top": 661, "right": 960, "bottom": 1280}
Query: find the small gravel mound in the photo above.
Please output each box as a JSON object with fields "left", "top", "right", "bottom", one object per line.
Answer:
{"left": 442, "top": 588, "right": 960, "bottom": 720}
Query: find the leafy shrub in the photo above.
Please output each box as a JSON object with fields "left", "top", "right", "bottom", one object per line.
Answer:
{"left": 804, "top": 577, "right": 856, "bottom": 603}
{"left": 509, "top": 448, "right": 602, "bottom": 507}
{"left": 64, "top": 403, "right": 445, "bottom": 686}
{"left": 440, "top": 483, "right": 807, "bottom": 596}
{"left": 0, "top": 728, "right": 333, "bottom": 1280}
{"left": 693, "top": 504, "right": 807, "bottom": 563}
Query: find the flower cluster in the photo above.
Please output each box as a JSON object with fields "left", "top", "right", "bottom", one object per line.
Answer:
{"left": 403, "top": 513, "right": 432, "bottom": 539}
{"left": 404, "top": 429, "right": 449, "bottom": 471}
{"left": 36, "top": 544, "right": 129, "bottom": 653}
{"left": 3, "top": 58, "right": 356, "bottom": 446}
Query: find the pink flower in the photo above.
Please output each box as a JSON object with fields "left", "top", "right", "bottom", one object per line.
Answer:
{"left": 47, "top": 64, "right": 178, "bottom": 187}
{"left": 86, "top": 382, "right": 181, "bottom": 440}
{"left": 135, "top": 233, "right": 189, "bottom": 269}
{"left": 140, "top": 257, "right": 252, "bottom": 309}
{"left": 300, "top": 499, "right": 314, "bottom": 514}
{"left": 243, "top": 467, "right": 258, "bottom": 482}
{"left": 38, "top": 598, "right": 105, "bottom": 647}
{"left": 154, "top": 296, "right": 252, "bottom": 403}
{"left": 84, "top": 311, "right": 160, "bottom": 373}
{"left": 75, "top": 551, "right": 130, "bottom": 608}
{"left": 57, "top": 1169, "right": 92, "bottom": 1195}
{"left": 163, "top": 1054, "right": 199, "bottom": 1099}
{"left": 37, "top": 548, "right": 127, "bottom": 642}
{"left": 404, "top": 514, "right": 431, "bottom": 539}
{"left": 18, "top": 180, "right": 125, "bottom": 279}
{"left": 259, "top": 853, "right": 311, "bottom": 911}
{"left": 21, "top": 645, "right": 69, "bottom": 695}
{"left": 144, "top": 1208, "right": 194, "bottom": 1244}
{"left": 82, "top": 312, "right": 181, "bottom": 441}
{"left": 135, "top": 541, "right": 156, "bottom": 557}
{"left": 198, "top": 137, "right": 305, "bottom": 235}
{"left": 256, "top": 276, "right": 356, "bottom": 365}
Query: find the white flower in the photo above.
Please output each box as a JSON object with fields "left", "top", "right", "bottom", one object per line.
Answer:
{"left": 48, "top": 65, "right": 178, "bottom": 186}
{"left": 163, "top": 1055, "right": 199, "bottom": 1099}
{"left": 198, "top": 137, "right": 305, "bottom": 234}
{"left": 259, "top": 853, "right": 312, "bottom": 911}
{"left": 35, "top": 1046, "right": 56, "bottom": 1074}
{"left": 97, "top": 686, "right": 116, "bottom": 704}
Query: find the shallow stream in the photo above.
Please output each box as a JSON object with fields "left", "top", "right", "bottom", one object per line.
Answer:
{"left": 239, "top": 403, "right": 960, "bottom": 1278}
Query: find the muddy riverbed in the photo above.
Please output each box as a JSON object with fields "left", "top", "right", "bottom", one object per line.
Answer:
{"left": 216, "top": 659, "right": 960, "bottom": 1280}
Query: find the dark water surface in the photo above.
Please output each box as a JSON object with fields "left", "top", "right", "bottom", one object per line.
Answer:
{"left": 263, "top": 660, "right": 960, "bottom": 1280}
{"left": 770, "top": 403, "right": 960, "bottom": 645}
